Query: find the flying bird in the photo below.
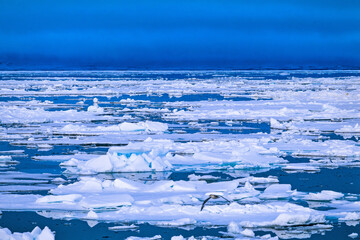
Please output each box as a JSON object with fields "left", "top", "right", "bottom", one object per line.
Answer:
{"left": 200, "top": 194, "right": 231, "bottom": 211}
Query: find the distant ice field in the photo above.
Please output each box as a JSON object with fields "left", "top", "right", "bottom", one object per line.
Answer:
{"left": 0, "top": 70, "right": 360, "bottom": 239}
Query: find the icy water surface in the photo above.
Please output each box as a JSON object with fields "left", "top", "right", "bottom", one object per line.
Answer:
{"left": 0, "top": 70, "right": 360, "bottom": 239}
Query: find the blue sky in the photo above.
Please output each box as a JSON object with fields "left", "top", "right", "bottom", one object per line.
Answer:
{"left": 0, "top": 0, "right": 359, "bottom": 69}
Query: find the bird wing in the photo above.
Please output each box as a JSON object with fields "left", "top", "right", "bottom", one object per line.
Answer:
{"left": 220, "top": 196, "right": 231, "bottom": 204}
{"left": 200, "top": 197, "right": 211, "bottom": 211}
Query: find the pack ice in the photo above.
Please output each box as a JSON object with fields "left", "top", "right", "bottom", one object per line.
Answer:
{"left": 1, "top": 70, "right": 360, "bottom": 239}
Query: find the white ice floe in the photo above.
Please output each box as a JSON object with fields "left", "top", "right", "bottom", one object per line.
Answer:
{"left": 349, "top": 233, "right": 359, "bottom": 239}
{"left": 18, "top": 183, "right": 321, "bottom": 230}
{"left": 126, "top": 235, "right": 161, "bottom": 240}
{"left": 188, "top": 174, "right": 220, "bottom": 181}
{"left": 86, "top": 210, "right": 98, "bottom": 219}
{"left": 259, "top": 184, "right": 293, "bottom": 200}
{"left": 97, "top": 202, "right": 323, "bottom": 226}
{"left": 60, "top": 121, "right": 168, "bottom": 133}
{"left": 241, "top": 213, "right": 326, "bottom": 228}
{"left": 229, "top": 182, "right": 260, "bottom": 201}
{"left": 35, "top": 190, "right": 134, "bottom": 210}
{"left": 61, "top": 137, "right": 285, "bottom": 173}
{"left": 33, "top": 153, "right": 100, "bottom": 162}
{"left": 0, "top": 155, "right": 19, "bottom": 166}
{"left": 266, "top": 138, "right": 360, "bottom": 158}
{"left": 0, "top": 226, "right": 54, "bottom": 240}
{"left": 281, "top": 164, "right": 320, "bottom": 173}
{"left": 228, "top": 221, "right": 242, "bottom": 234}
{"left": 151, "top": 218, "right": 196, "bottom": 227}
{"left": 0, "top": 176, "right": 326, "bottom": 229}
{"left": 108, "top": 224, "right": 139, "bottom": 231}
{"left": 238, "top": 176, "right": 279, "bottom": 185}
{"left": 339, "top": 212, "right": 360, "bottom": 221}
{"left": 335, "top": 124, "right": 360, "bottom": 133}
{"left": 61, "top": 147, "right": 173, "bottom": 174}
{"left": 304, "top": 190, "right": 344, "bottom": 201}
{"left": 29, "top": 177, "right": 242, "bottom": 211}
{"left": 241, "top": 228, "right": 255, "bottom": 237}
{"left": 36, "top": 194, "right": 83, "bottom": 204}
{"left": 49, "top": 177, "right": 240, "bottom": 196}
{"left": 0, "top": 105, "right": 111, "bottom": 124}
{"left": 165, "top": 100, "right": 360, "bottom": 122}
{"left": 271, "top": 118, "right": 360, "bottom": 136}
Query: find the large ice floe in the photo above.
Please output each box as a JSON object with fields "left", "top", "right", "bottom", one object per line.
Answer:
{"left": 0, "top": 176, "right": 329, "bottom": 231}
{"left": 1, "top": 70, "right": 360, "bottom": 239}
{"left": 60, "top": 121, "right": 168, "bottom": 134}
{"left": 0, "top": 226, "right": 54, "bottom": 240}
{"left": 60, "top": 137, "right": 285, "bottom": 174}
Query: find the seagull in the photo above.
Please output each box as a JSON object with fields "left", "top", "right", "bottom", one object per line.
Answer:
{"left": 200, "top": 194, "right": 231, "bottom": 211}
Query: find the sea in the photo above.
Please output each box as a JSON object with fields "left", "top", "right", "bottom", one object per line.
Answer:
{"left": 0, "top": 70, "right": 360, "bottom": 239}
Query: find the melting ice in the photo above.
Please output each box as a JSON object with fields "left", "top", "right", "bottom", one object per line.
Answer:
{"left": 1, "top": 70, "right": 360, "bottom": 239}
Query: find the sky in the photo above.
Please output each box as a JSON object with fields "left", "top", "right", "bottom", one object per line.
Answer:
{"left": 0, "top": 0, "right": 360, "bottom": 70}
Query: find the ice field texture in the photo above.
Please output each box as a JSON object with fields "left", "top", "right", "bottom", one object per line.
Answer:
{"left": 1, "top": 70, "right": 360, "bottom": 239}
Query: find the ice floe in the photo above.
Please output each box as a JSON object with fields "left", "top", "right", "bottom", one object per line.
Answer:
{"left": 61, "top": 137, "right": 285, "bottom": 173}
{"left": 60, "top": 121, "right": 168, "bottom": 133}
{"left": 259, "top": 184, "right": 293, "bottom": 200}
{"left": 304, "top": 190, "right": 344, "bottom": 202}
{"left": 349, "top": 232, "right": 359, "bottom": 238}
{"left": 0, "top": 226, "right": 54, "bottom": 240}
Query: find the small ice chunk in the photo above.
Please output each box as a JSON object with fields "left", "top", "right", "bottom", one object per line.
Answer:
{"left": 227, "top": 221, "right": 242, "bottom": 234}
{"left": 335, "top": 124, "right": 360, "bottom": 133}
{"left": 188, "top": 174, "right": 220, "bottom": 181}
{"left": 0, "top": 156, "right": 12, "bottom": 161}
{"left": 87, "top": 98, "right": 104, "bottom": 113}
{"left": 109, "top": 224, "right": 138, "bottom": 231}
{"left": 340, "top": 212, "right": 360, "bottom": 221}
{"left": 260, "top": 234, "right": 273, "bottom": 239}
{"left": 87, "top": 210, "right": 98, "bottom": 219}
{"left": 260, "top": 184, "right": 292, "bottom": 199}
{"left": 282, "top": 164, "right": 320, "bottom": 172}
{"left": 349, "top": 233, "right": 358, "bottom": 239}
{"left": 239, "top": 176, "right": 279, "bottom": 185}
{"left": 60, "top": 158, "right": 79, "bottom": 167}
{"left": 31, "top": 226, "right": 42, "bottom": 236}
{"left": 270, "top": 118, "right": 284, "bottom": 129}
{"left": 171, "top": 236, "right": 185, "bottom": 240}
{"left": 37, "top": 143, "right": 53, "bottom": 149}
{"left": 241, "top": 228, "right": 255, "bottom": 237}
{"left": 126, "top": 235, "right": 161, "bottom": 240}
{"left": 154, "top": 218, "right": 196, "bottom": 227}
{"left": 304, "top": 190, "right": 344, "bottom": 201}
{"left": 0, "top": 155, "right": 19, "bottom": 165}
{"left": 37, "top": 226, "right": 55, "bottom": 240}
{"left": 51, "top": 177, "right": 67, "bottom": 184}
